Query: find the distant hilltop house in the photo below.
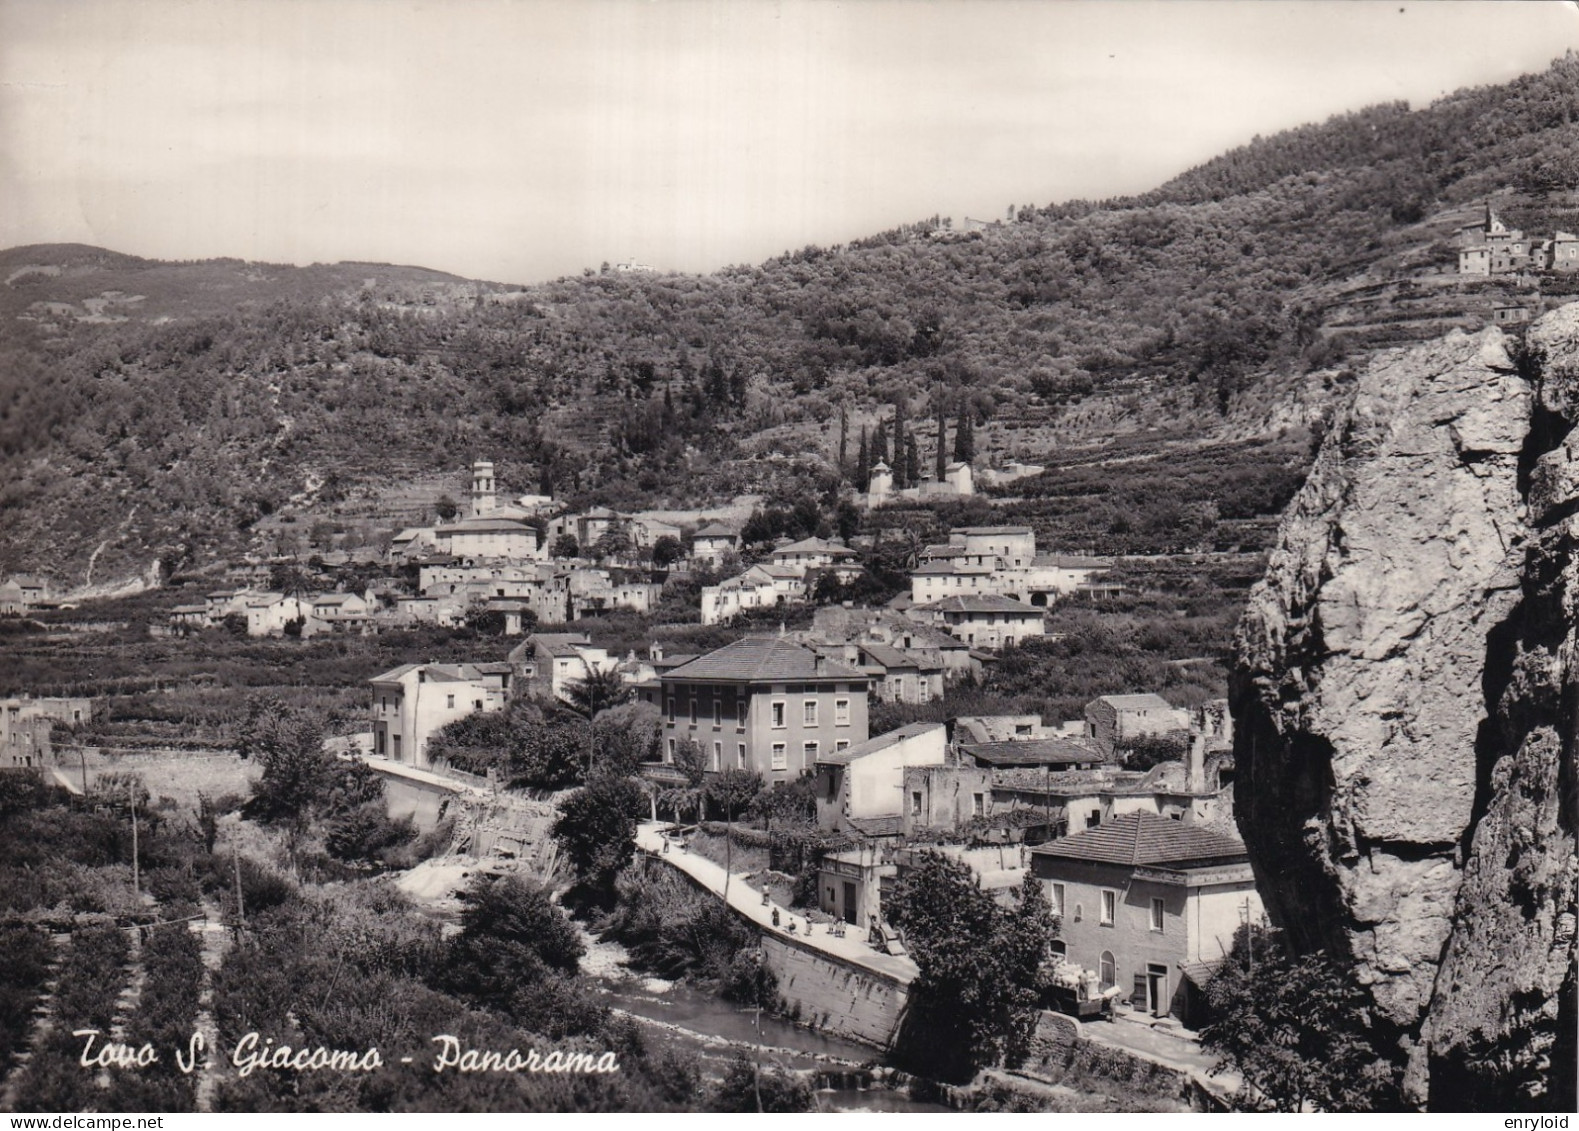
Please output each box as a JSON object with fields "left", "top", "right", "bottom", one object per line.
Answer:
{"left": 613, "top": 259, "right": 655, "bottom": 274}
{"left": 0, "top": 576, "right": 49, "bottom": 615}
{"left": 1458, "top": 204, "right": 1579, "bottom": 276}
{"left": 862, "top": 458, "right": 974, "bottom": 508}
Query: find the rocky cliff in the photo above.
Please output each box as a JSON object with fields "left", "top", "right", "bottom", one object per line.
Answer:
{"left": 1232, "top": 304, "right": 1578, "bottom": 1111}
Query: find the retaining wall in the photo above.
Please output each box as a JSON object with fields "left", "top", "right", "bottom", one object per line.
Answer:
{"left": 761, "top": 932, "right": 909, "bottom": 1048}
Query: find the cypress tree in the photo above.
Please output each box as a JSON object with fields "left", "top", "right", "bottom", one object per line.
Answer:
{"left": 935, "top": 401, "right": 949, "bottom": 480}
{"left": 893, "top": 400, "right": 909, "bottom": 488}
{"left": 954, "top": 406, "right": 975, "bottom": 463}
{"left": 855, "top": 428, "right": 870, "bottom": 491}
{"left": 905, "top": 436, "right": 920, "bottom": 486}
{"left": 838, "top": 406, "right": 849, "bottom": 476}
{"left": 873, "top": 420, "right": 890, "bottom": 470}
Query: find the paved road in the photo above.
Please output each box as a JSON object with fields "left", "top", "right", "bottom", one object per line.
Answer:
{"left": 634, "top": 822, "right": 918, "bottom": 983}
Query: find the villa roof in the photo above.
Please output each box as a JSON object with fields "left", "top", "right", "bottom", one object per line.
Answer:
{"left": 663, "top": 637, "right": 865, "bottom": 684}
{"left": 921, "top": 595, "right": 1043, "bottom": 615}
{"left": 774, "top": 537, "right": 856, "bottom": 557}
{"left": 1094, "top": 693, "right": 1177, "bottom": 713}
{"left": 1032, "top": 812, "right": 1247, "bottom": 868}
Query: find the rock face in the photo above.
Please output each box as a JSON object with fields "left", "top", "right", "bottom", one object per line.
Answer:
{"left": 1233, "top": 305, "right": 1579, "bottom": 1111}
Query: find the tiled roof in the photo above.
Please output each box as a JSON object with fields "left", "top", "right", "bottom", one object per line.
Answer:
{"left": 961, "top": 738, "right": 1097, "bottom": 767}
{"left": 435, "top": 518, "right": 534, "bottom": 534}
{"left": 369, "top": 663, "right": 422, "bottom": 684}
{"left": 516, "top": 633, "right": 594, "bottom": 659}
{"left": 1032, "top": 812, "right": 1247, "bottom": 868}
{"left": 816, "top": 722, "right": 942, "bottom": 765}
{"left": 1031, "top": 553, "right": 1113, "bottom": 569}
{"left": 774, "top": 537, "right": 855, "bottom": 557}
{"left": 694, "top": 523, "right": 738, "bottom": 539}
{"left": 951, "top": 526, "right": 1032, "bottom": 536}
{"left": 921, "top": 595, "right": 1043, "bottom": 615}
{"left": 663, "top": 637, "right": 865, "bottom": 683}
{"left": 859, "top": 642, "right": 931, "bottom": 670}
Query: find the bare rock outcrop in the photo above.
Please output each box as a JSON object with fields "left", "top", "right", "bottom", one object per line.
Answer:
{"left": 1232, "top": 305, "right": 1579, "bottom": 1110}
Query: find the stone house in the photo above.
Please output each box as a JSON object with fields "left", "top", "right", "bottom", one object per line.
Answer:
{"left": 2, "top": 697, "right": 91, "bottom": 768}
{"left": 507, "top": 633, "right": 617, "bottom": 702}
{"left": 690, "top": 523, "right": 740, "bottom": 566}
{"left": 1084, "top": 693, "right": 1191, "bottom": 760}
{"left": 902, "top": 759, "right": 996, "bottom": 835}
{"left": 656, "top": 638, "right": 869, "bottom": 780}
{"left": 369, "top": 662, "right": 512, "bottom": 769}
{"left": 1030, "top": 813, "right": 1263, "bottom": 1019}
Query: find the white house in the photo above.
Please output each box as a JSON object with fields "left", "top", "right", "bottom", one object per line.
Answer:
{"left": 369, "top": 662, "right": 513, "bottom": 769}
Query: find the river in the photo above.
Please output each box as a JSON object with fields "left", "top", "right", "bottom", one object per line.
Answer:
{"left": 578, "top": 928, "right": 949, "bottom": 1112}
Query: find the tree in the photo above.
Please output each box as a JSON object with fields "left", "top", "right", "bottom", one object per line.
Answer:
{"left": 706, "top": 1053, "right": 814, "bottom": 1113}
{"left": 904, "top": 435, "right": 920, "bottom": 485}
{"left": 592, "top": 522, "right": 633, "bottom": 561}
{"left": 551, "top": 773, "right": 647, "bottom": 896}
{"left": 564, "top": 668, "right": 632, "bottom": 722}
{"left": 705, "top": 768, "right": 762, "bottom": 822}
{"left": 435, "top": 494, "right": 460, "bottom": 521}
{"left": 935, "top": 400, "right": 949, "bottom": 481}
{"left": 1201, "top": 924, "right": 1400, "bottom": 1112}
{"left": 441, "top": 873, "right": 585, "bottom": 1007}
{"left": 551, "top": 533, "right": 579, "bottom": 559}
{"left": 658, "top": 738, "right": 707, "bottom": 823}
{"left": 855, "top": 428, "right": 870, "bottom": 492}
{"left": 885, "top": 853, "right": 1054, "bottom": 1082}
{"left": 651, "top": 535, "right": 684, "bottom": 569}
{"left": 954, "top": 405, "right": 975, "bottom": 463}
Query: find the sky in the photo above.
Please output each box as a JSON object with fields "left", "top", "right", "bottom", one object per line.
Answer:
{"left": 2, "top": 0, "right": 1578, "bottom": 284}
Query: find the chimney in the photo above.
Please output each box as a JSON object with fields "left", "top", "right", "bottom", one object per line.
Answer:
{"left": 1186, "top": 733, "right": 1206, "bottom": 793}
{"left": 813, "top": 652, "right": 825, "bottom": 674}
{"left": 651, "top": 642, "right": 664, "bottom": 662}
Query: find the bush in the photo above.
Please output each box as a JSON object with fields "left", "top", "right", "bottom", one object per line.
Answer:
{"left": 706, "top": 1054, "right": 815, "bottom": 1112}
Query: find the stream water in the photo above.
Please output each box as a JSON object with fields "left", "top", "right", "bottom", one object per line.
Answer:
{"left": 579, "top": 929, "right": 950, "bottom": 1112}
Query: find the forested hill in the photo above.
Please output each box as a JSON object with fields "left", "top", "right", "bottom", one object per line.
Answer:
{"left": 2, "top": 54, "right": 1578, "bottom": 588}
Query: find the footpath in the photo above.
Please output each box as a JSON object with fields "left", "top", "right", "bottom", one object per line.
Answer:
{"left": 633, "top": 822, "right": 917, "bottom": 982}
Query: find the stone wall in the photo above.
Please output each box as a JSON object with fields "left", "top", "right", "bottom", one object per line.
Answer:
{"left": 761, "top": 933, "right": 909, "bottom": 1048}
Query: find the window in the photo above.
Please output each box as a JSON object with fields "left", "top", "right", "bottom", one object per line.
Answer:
{"left": 771, "top": 701, "right": 786, "bottom": 728}
{"left": 712, "top": 742, "right": 722, "bottom": 772}
{"left": 689, "top": 696, "right": 698, "bottom": 725}
{"left": 803, "top": 700, "right": 817, "bottom": 726}
{"left": 910, "top": 791, "right": 922, "bottom": 817}
{"left": 1099, "top": 951, "right": 1116, "bottom": 991}
{"left": 667, "top": 696, "right": 676, "bottom": 720}
{"left": 803, "top": 741, "right": 818, "bottom": 763}
{"left": 771, "top": 743, "right": 787, "bottom": 771}
{"left": 972, "top": 792, "right": 985, "bottom": 817}
{"left": 835, "top": 740, "right": 850, "bottom": 752}
{"left": 667, "top": 738, "right": 677, "bottom": 761}
{"left": 1046, "top": 882, "right": 1065, "bottom": 917}
{"left": 737, "top": 701, "right": 748, "bottom": 725}
{"left": 1100, "top": 890, "right": 1117, "bottom": 926}
{"left": 835, "top": 699, "right": 850, "bottom": 725}
{"left": 446, "top": 694, "right": 455, "bottom": 709}
{"left": 1087, "top": 809, "right": 1102, "bottom": 829}
{"left": 1150, "top": 897, "right": 1165, "bottom": 933}
{"left": 737, "top": 743, "right": 747, "bottom": 769}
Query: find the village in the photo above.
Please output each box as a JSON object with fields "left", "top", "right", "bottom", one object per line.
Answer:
{"left": 0, "top": 449, "right": 1262, "bottom": 1104}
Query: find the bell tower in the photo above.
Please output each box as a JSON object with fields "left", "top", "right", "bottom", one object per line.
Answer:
{"left": 470, "top": 460, "right": 496, "bottom": 517}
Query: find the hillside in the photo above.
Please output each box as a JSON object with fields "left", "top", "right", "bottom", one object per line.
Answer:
{"left": 2, "top": 54, "right": 1578, "bottom": 588}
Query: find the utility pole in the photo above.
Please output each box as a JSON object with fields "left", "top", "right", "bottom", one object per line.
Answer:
{"left": 129, "top": 779, "right": 140, "bottom": 897}
{"left": 233, "top": 845, "right": 245, "bottom": 930}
